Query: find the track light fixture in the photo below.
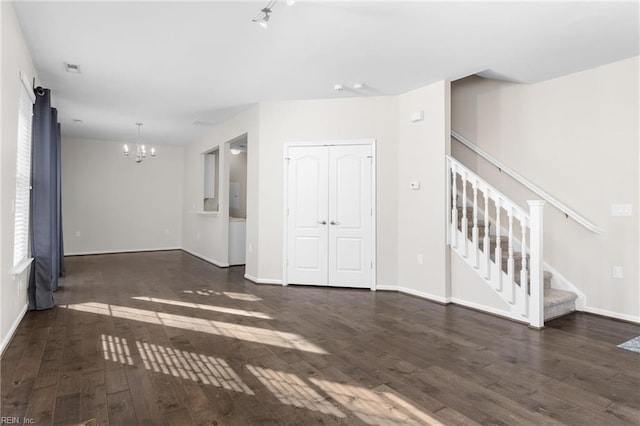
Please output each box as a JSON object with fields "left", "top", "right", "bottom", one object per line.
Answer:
{"left": 252, "top": 0, "right": 296, "bottom": 29}
{"left": 253, "top": 0, "right": 276, "bottom": 29}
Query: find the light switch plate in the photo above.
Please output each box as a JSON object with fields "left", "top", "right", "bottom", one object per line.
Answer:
{"left": 410, "top": 181, "right": 420, "bottom": 190}
{"left": 613, "top": 266, "right": 624, "bottom": 279}
{"left": 611, "top": 204, "right": 632, "bottom": 216}
{"left": 410, "top": 111, "right": 424, "bottom": 122}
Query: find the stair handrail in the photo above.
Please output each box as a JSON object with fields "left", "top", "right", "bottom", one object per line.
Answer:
{"left": 451, "top": 130, "right": 604, "bottom": 234}
{"left": 447, "top": 155, "right": 529, "bottom": 221}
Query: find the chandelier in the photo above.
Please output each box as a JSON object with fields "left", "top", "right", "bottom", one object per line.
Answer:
{"left": 123, "top": 122, "right": 156, "bottom": 163}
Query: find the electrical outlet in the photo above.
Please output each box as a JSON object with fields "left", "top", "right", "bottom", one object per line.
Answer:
{"left": 613, "top": 266, "right": 624, "bottom": 279}
{"left": 164, "top": 228, "right": 170, "bottom": 235}
{"left": 417, "top": 253, "right": 424, "bottom": 265}
{"left": 75, "top": 230, "right": 81, "bottom": 237}
{"left": 18, "top": 279, "right": 24, "bottom": 294}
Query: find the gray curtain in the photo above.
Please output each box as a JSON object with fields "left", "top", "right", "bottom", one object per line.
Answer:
{"left": 28, "top": 87, "right": 64, "bottom": 310}
{"left": 57, "top": 122, "right": 65, "bottom": 278}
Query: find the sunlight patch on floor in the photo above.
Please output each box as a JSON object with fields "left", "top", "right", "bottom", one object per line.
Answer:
{"left": 310, "top": 379, "right": 443, "bottom": 425}
{"left": 224, "top": 292, "right": 262, "bottom": 302}
{"left": 136, "top": 341, "right": 253, "bottom": 394}
{"left": 62, "top": 302, "right": 327, "bottom": 354}
{"left": 184, "top": 289, "right": 222, "bottom": 296}
{"left": 180, "top": 289, "right": 262, "bottom": 301}
{"left": 132, "top": 296, "right": 272, "bottom": 319}
{"left": 246, "top": 366, "right": 345, "bottom": 418}
{"left": 101, "top": 334, "right": 133, "bottom": 365}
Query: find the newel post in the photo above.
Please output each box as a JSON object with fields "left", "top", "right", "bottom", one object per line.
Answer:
{"left": 527, "top": 200, "right": 546, "bottom": 329}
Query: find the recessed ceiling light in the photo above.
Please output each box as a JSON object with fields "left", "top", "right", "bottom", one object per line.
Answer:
{"left": 333, "top": 84, "right": 344, "bottom": 92}
{"left": 353, "top": 83, "right": 364, "bottom": 90}
{"left": 64, "top": 63, "right": 81, "bottom": 73}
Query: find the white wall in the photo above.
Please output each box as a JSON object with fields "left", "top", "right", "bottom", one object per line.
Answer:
{"left": 62, "top": 137, "right": 184, "bottom": 255}
{"left": 184, "top": 84, "right": 453, "bottom": 295}
{"left": 0, "top": 2, "right": 38, "bottom": 353}
{"left": 257, "top": 96, "right": 399, "bottom": 285}
{"left": 181, "top": 106, "right": 260, "bottom": 275}
{"left": 452, "top": 57, "right": 640, "bottom": 321}
{"left": 395, "top": 81, "right": 451, "bottom": 300}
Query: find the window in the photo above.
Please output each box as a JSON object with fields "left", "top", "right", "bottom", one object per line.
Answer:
{"left": 13, "top": 71, "right": 35, "bottom": 271}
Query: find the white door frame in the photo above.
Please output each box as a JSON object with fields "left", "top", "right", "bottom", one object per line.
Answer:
{"left": 282, "top": 139, "right": 377, "bottom": 290}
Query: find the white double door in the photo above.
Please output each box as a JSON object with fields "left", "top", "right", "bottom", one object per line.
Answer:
{"left": 286, "top": 143, "right": 373, "bottom": 288}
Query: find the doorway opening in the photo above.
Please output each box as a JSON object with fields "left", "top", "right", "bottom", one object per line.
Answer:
{"left": 228, "top": 135, "right": 247, "bottom": 266}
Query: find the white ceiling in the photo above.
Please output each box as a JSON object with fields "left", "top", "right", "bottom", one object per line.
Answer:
{"left": 13, "top": 1, "right": 639, "bottom": 146}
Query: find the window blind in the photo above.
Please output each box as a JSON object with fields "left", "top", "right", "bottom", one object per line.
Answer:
{"left": 13, "top": 71, "right": 35, "bottom": 268}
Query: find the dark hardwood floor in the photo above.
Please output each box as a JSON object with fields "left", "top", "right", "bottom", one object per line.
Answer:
{"left": 2, "top": 251, "right": 639, "bottom": 425}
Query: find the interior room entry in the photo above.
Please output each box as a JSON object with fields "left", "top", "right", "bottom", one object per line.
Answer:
{"left": 285, "top": 142, "right": 375, "bottom": 288}
{"left": 228, "top": 135, "right": 247, "bottom": 266}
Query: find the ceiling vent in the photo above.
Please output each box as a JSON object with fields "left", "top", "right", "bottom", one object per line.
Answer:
{"left": 191, "top": 119, "right": 216, "bottom": 126}
{"left": 72, "top": 118, "right": 83, "bottom": 124}
{"left": 64, "top": 63, "right": 81, "bottom": 73}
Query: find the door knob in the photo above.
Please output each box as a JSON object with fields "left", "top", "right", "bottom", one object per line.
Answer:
{"left": 330, "top": 220, "right": 340, "bottom": 225}
{"left": 318, "top": 220, "right": 327, "bottom": 225}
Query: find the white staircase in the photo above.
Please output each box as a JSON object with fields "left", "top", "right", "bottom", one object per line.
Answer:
{"left": 447, "top": 156, "right": 577, "bottom": 328}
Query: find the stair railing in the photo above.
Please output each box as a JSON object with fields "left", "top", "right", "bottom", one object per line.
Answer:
{"left": 451, "top": 130, "right": 602, "bottom": 234}
{"left": 447, "top": 155, "right": 545, "bottom": 328}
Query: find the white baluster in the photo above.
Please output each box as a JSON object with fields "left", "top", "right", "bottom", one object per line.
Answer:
{"left": 472, "top": 179, "right": 479, "bottom": 268}
{"left": 507, "top": 206, "right": 515, "bottom": 304}
{"left": 528, "top": 200, "right": 545, "bottom": 329}
{"left": 461, "top": 171, "right": 468, "bottom": 257}
{"left": 483, "top": 189, "right": 490, "bottom": 279}
{"left": 451, "top": 163, "right": 458, "bottom": 249}
{"left": 495, "top": 197, "right": 502, "bottom": 292}
{"left": 519, "top": 215, "right": 529, "bottom": 317}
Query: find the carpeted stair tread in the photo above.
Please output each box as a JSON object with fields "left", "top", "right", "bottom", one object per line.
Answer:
{"left": 544, "top": 288, "right": 577, "bottom": 321}
{"left": 454, "top": 203, "right": 577, "bottom": 322}
{"left": 544, "top": 288, "right": 578, "bottom": 308}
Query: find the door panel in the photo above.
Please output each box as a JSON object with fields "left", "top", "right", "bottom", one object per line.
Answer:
{"left": 286, "top": 143, "right": 373, "bottom": 288}
{"left": 286, "top": 147, "right": 328, "bottom": 285}
{"left": 328, "top": 145, "right": 372, "bottom": 287}
{"left": 335, "top": 237, "right": 362, "bottom": 271}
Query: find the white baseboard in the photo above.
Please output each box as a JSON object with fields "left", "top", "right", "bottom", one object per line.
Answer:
{"left": 448, "top": 297, "right": 524, "bottom": 323}
{"left": 0, "top": 303, "right": 28, "bottom": 357}
{"left": 181, "top": 248, "right": 229, "bottom": 268}
{"left": 65, "top": 247, "right": 181, "bottom": 256}
{"left": 244, "top": 274, "right": 282, "bottom": 285}
{"left": 581, "top": 306, "right": 640, "bottom": 324}
{"left": 376, "top": 285, "right": 450, "bottom": 304}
